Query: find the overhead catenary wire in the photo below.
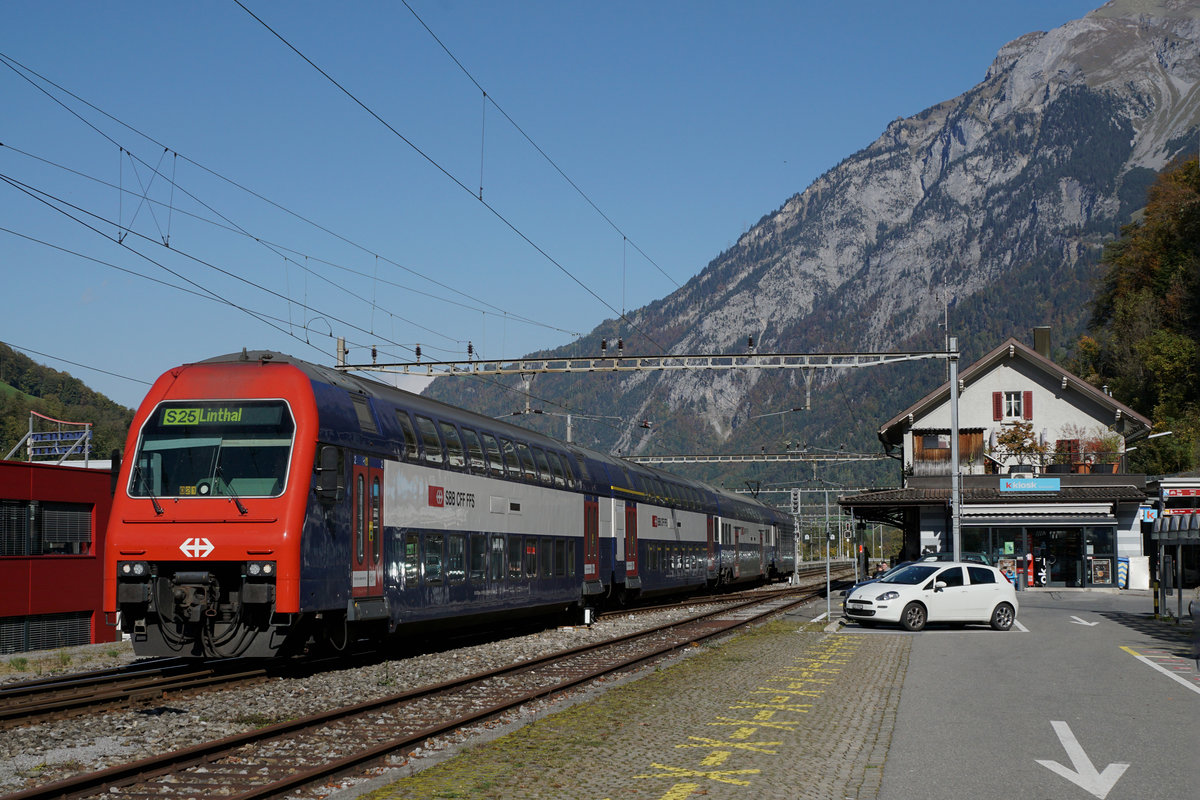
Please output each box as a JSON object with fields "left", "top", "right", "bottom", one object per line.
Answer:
{"left": 233, "top": 1, "right": 668, "bottom": 355}
{"left": 0, "top": 50, "right": 578, "bottom": 354}
{"left": 399, "top": 0, "right": 683, "bottom": 292}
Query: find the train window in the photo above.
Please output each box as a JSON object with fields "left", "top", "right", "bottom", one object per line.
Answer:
{"left": 460, "top": 428, "right": 486, "bottom": 472}
{"left": 571, "top": 455, "right": 590, "bottom": 482}
{"left": 546, "top": 453, "right": 566, "bottom": 488}
{"left": 415, "top": 416, "right": 444, "bottom": 465}
{"left": 568, "top": 540, "right": 576, "bottom": 576}
{"left": 541, "top": 537, "right": 554, "bottom": 576}
{"left": 133, "top": 400, "right": 294, "bottom": 498}
{"left": 558, "top": 454, "right": 577, "bottom": 488}
{"left": 508, "top": 535, "right": 524, "bottom": 579}
{"left": 469, "top": 533, "right": 486, "bottom": 580}
{"left": 515, "top": 443, "right": 538, "bottom": 482}
{"left": 489, "top": 535, "right": 506, "bottom": 581}
{"left": 524, "top": 538, "right": 538, "bottom": 578}
{"left": 425, "top": 533, "right": 443, "bottom": 584}
{"left": 447, "top": 534, "right": 466, "bottom": 582}
{"left": 554, "top": 538, "right": 567, "bottom": 577}
{"left": 531, "top": 447, "right": 553, "bottom": 485}
{"left": 350, "top": 394, "right": 379, "bottom": 434}
{"left": 403, "top": 533, "right": 420, "bottom": 586}
{"left": 499, "top": 438, "right": 522, "bottom": 477}
{"left": 480, "top": 433, "right": 505, "bottom": 475}
{"left": 439, "top": 422, "right": 466, "bottom": 469}
{"left": 394, "top": 412, "right": 420, "bottom": 461}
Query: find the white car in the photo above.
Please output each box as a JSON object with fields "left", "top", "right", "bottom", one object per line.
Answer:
{"left": 843, "top": 561, "right": 1018, "bottom": 631}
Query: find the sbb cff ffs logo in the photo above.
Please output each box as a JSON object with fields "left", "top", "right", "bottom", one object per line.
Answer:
{"left": 428, "top": 486, "right": 445, "bottom": 507}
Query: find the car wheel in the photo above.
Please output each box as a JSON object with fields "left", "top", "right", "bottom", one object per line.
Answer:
{"left": 990, "top": 602, "right": 1015, "bottom": 631}
{"left": 900, "top": 602, "right": 926, "bottom": 632}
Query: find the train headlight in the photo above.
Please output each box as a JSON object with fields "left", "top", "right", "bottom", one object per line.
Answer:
{"left": 119, "top": 561, "right": 150, "bottom": 578}
{"left": 245, "top": 561, "right": 276, "bottom": 578}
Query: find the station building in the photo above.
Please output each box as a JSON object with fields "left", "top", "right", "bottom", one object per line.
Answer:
{"left": 842, "top": 331, "right": 1155, "bottom": 589}
{"left": 0, "top": 459, "right": 119, "bottom": 653}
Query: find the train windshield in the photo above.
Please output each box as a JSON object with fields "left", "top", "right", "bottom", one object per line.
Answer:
{"left": 130, "top": 400, "right": 295, "bottom": 498}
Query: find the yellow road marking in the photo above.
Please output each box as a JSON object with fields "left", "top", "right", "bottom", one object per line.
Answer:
{"left": 677, "top": 736, "right": 781, "bottom": 754}
{"left": 751, "top": 687, "right": 823, "bottom": 698}
{"left": 1120, "top": 645, "right": 1142, "bottom": 657}
{"left": 701, "top": 751, "right": 732, "bottom": 766}
{"left": 730, "top": 726, "right": 758, "bottom": 740}
{"left": 729, "top": 701, "right": 812, "bottom": 713}
{"left": 634, "top": 763, "right": 761, "bottom": 787}
{"left": 655, "top": 783, "right": 701, "bottom": 800}
{"left": 709, "top": 716, "right": 801, "bottom": 731}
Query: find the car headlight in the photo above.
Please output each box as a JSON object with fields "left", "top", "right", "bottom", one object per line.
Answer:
{"left": 876, "top": 590, "right": 900, "bottom": 602}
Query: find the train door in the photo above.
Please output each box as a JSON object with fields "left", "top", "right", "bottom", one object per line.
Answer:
{"left": 624, "top": 501, "right": 640, "bottom": 585}
{"left": 351, "top": 456, "right": 384, "bottom": 598}
{"left": 706, "top": 516, "right": 716, "bottom": 581}
{"left": 584, "top": 497, "right": 600, "bottom": 581}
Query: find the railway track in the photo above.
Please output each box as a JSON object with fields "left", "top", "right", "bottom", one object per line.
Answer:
{"left": 0, "top": 656, "right": 346, "bottom": 731}
{"left": 3, "top": 586, "right": 827, "bottom": 800}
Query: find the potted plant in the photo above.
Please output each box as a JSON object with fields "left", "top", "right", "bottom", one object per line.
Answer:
{"left": 988, "top": 420, "right": 1048, "bottom": 474}
{"left": 1083, "top": 428, "right": 1122, "bottom": 473}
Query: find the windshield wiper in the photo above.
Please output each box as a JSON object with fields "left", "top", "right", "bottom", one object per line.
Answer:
{"left": 216, "top": 466, "right": 249, "bottom": 515}
{"left": 132, "top": 465, "right": 164, "bottom": 516}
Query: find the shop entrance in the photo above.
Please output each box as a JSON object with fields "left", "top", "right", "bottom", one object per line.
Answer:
{"left": 1030, "top": 528, "right": 1084, "bottom": 587}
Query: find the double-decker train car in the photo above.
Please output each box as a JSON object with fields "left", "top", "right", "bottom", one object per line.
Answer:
{"left": 105, "top": 351, "right": 794, "bottom": 658}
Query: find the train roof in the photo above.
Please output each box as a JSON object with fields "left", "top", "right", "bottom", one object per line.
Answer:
{"left": 194, "top": 350, "right": 785, "bottom": 522}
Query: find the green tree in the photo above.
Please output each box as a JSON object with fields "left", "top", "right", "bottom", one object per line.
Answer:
{"left": 1085, "top": 156, "right": 1200, "bottom": 474}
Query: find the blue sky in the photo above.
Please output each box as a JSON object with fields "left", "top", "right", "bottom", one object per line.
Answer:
{"left": 2, "top": 0, "right": 1102, "bottom": 410}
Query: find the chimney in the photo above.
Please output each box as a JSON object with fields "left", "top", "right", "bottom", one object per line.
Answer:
{"left": 1033, "top": 326, "right": 1051, "bottom": 359}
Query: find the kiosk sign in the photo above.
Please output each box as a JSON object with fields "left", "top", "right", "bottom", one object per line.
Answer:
{"left": 1000, "top": 477, "right": 1061, "bottom": 492}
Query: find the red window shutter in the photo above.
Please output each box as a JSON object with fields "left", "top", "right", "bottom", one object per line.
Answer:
{"left": 1023, "top": 391, "right": 1033, "bottom": 420}
{"left": 992, "top": 392, "right": 1003, "bottom": 421}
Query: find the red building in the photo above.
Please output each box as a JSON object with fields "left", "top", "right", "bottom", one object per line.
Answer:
{"left": 0, "top": 460, "right": 118, "bottom": 653}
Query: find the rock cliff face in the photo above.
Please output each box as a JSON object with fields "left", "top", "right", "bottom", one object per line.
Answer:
{"left": 429, "top": 0, "right": 1200, "bottom": 466}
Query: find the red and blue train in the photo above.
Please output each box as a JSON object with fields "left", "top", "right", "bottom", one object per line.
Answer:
{"left": 104, "top": 351, "right": 795, "bottom": 658}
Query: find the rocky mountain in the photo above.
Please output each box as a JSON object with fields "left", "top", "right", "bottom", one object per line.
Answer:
{"left": 426, "top": 0, "right": 1200, "bottom": 488}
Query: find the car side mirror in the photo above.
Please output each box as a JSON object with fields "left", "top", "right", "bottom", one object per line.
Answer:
{"left": 315, "top": 445, "right": 343, "bottom": 503}
{"left": 934, "top": 580, "right": 947, "bottom": 592}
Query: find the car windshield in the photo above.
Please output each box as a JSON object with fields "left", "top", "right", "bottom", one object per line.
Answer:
{"left": 130, "top": 400, "right": 294, "bottom": 498}
{"left": 880, "top": 564, "right": 940, "bottom": 585}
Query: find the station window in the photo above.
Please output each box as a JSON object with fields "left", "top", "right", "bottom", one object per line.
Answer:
{"left": 1, "top": 500, "right": 94, "bottom": 556}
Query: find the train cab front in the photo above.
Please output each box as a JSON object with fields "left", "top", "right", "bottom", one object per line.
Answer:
{"left": 108, "top": 396, "right": 308, "bottom": 658}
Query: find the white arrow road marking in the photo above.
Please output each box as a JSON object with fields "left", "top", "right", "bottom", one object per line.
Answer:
{"left": 1036, "top": 720, "right": 1128, "bottom": 799}
{"left": 1070, "top": 616, "right": 1099, "bottom": 626}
